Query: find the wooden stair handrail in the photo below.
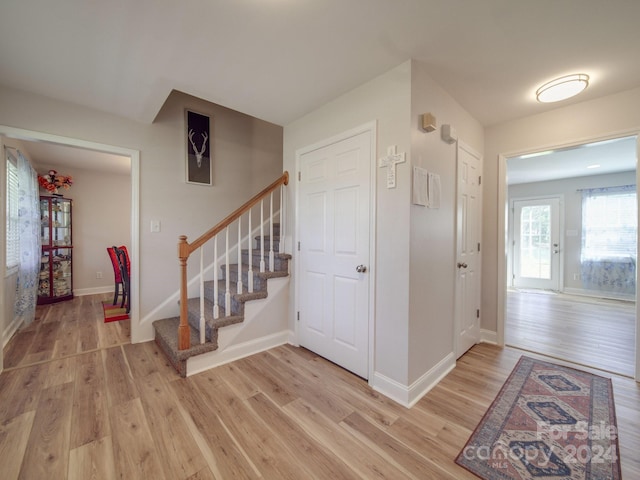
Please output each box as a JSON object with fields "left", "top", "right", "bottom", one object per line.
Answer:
{"left": 177, "top": 171, "right": 289, "bottom": 349}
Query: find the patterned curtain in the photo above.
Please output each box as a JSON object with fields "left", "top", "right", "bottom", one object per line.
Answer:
{"left": 14, "top": 150, "right": 41, "bottom": 326}
{"left": 580, "top": 185, "right": 636, "bottom": 296}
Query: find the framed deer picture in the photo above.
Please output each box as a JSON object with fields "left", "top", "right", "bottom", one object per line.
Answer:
{"left": 185, "top": 109, "right": 212, "bottom": 185}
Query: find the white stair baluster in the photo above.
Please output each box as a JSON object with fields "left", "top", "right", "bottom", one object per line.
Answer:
{"left": 279, "top": 184, "right": 285, "bottom": 254}
{"left": 225, "top": 227, "right": 231, "bottom": 317}
{"left": 248, "top": 209, "right": 254, "bottom": 293}
{"left": 199, "top": 248, "right": 205, "bottom": 344}
{"left": 237, "top": 218, "right": 243, "bottom": 294}
{"left": 176, "top": 172, "right": 290, "bottom": 352}
{"left": 269, "top": 192, "right": 274, "bottom": 271}
{"left": 260, "top": 199, "right": 265, "bottom": 273}
{"left": 213, "top": 235, "right": 219, "bottom": 319}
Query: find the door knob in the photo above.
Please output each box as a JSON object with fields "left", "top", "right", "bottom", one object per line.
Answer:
{"left": 457, "top": 262, "right": 468, "bottom": 269}
{"left": 356, "top": 264, "right": 367, "bottom": 273}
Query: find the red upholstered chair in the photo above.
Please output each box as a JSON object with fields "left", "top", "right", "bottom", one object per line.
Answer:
{"left": 107, "top": 246, "right": 130, "bottom": 308}
{"left": 113, "top": 246, "right": 131, "bottom": 313}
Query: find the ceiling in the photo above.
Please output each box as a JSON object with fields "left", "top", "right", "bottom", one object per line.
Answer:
{"left": 23, "top": 141, "right": 130, "bottom": 176}
{"left": 507, "top": 136, "right": 637, "bottom": 185}
{"left": 3, "top": 1, "right": 640, "bottom": 177}
{"left": 2, "top": 0, "right": 640, "bottom": 130}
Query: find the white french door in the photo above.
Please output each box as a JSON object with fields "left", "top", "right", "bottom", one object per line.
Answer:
{"left": 512, "top": 197, "right": 561, "bottom": 290}
{"left": 297, "top": 127, "right": 372, "bottom": 378}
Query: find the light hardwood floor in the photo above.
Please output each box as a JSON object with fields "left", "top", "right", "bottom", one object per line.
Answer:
{"left": 1, "top": 294, "right": 639, "bottom": 479}
{"left": 506, "top": 289, "right": 636, "bottom": 377}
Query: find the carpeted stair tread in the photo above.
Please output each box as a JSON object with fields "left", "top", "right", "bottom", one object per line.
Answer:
{"left": 152, "top": 222, "right": 291, "bottom": 378}
{"left": 239, "top": 253, "right": 291, "bottom": 276}
{"left": 203, "top": 279, "right": 270, "bottom": 305}
{"left": 242, "top": 248, "right": 292, "bottom": 260}
{"left": 254, "top": 235, "right": 280, "bottom": 243}
{"left": 153, "top": 317, "right": 219, "bottom": 377}
{"left": 224, "top": 263, "right": 290, "bottom": 281}
{"left": 253, "top": 235, "right": 281, "bottom": 251}
{"left": 259, "top": 223, "right": 281, "bottom": 234}
{"left": 241, "top": 249, "right": 292, "bottom": 260}
{"left": 186, "top": 296, "right": 245, "bottom": 329}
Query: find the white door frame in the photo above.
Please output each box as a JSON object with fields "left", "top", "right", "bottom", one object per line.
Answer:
{"left": 510, "top": 195, "right": 563, "bottom": 291}
{"left": 0, "top": 125, "right": 141, "bottom": 356}
{"left": 294, "top": 121, "right": 377, "bottom": 381}
{"left": 497, "top": 131, "right": 640, "bottom": 381}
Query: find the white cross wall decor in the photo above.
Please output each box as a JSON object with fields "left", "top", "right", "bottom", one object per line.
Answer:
{"left": 379, "top": 145, "right": 406, "bottom": 189}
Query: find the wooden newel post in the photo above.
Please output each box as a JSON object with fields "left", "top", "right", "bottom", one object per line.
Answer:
{"left": 178, "top": 235, "right": 191, "bottom": 350}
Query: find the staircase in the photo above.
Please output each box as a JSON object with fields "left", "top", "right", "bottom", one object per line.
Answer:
{"left": 152, "top": 172, "right": 290, "bottom": 377}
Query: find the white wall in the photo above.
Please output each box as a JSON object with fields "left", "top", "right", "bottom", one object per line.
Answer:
{"left": 284, "top": 59, "right": 484, "bottom": 394}
{"left": 408, "top": 61, "right": 484, "bottom": 383}
{"left": 284, "top": 61, "right": 412, "bottom": 385}
{"left": 30, "top": 161, "right": 131, "bottom": 295}
{"left": 483, "top": 86, "right": 640, "bottom": 334}
{"left": 0, "top": 86, "right": 283, "bottom": 344}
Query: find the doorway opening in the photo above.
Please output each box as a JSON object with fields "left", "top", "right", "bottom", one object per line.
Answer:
{"left": 0, "top": 125, "right": 140, "bottom": 370}
{"left": 503, "top": 134, "right": 638, "bottom": 377}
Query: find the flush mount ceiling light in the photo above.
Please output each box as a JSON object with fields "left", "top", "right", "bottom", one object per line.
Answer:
{"left": 536, "top": 74, "right": 589, "bottom": 103}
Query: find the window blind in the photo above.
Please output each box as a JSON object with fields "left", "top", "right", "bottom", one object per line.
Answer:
{"left": 6, "top": 149, "right": 19, "bottom": 270}
{"left": 581, "top": 187, "right": 637, "bottom": 261}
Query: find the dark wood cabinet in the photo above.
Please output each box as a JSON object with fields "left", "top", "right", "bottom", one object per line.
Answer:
{"left": 38, "top": 196, "right": 73, "bottom": 304}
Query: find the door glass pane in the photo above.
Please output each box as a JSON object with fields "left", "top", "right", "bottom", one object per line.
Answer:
{"left": 40, "top": 198, "right": 50, "bottom": 246}
{"left": 519, "top": 205, "right": 551, "bottom": 279}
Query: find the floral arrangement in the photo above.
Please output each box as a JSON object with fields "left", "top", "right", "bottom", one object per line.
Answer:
{"left": 38, "top": 170, "right": 73, "bottom": 194}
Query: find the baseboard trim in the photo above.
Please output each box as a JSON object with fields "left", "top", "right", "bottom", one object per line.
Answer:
{"left": 186, "top": 330, "right": 291, "bottom": 376}
{"left": 287, "top": 330, "right": 299, "bottom": 347}
{"left": 74, "top": 286, "right": 113, "bottom": 296}
{"left": 480, "top": 329, "right": 498, "bottom": 345}
{"left": 371, "top": 352, "right": 456, "bottom": 408}
{"left": 3, "top": 316, "right": 24, "bottom": 349}
{"left": 562, "top": 287, "right": 635, "bottom": 302}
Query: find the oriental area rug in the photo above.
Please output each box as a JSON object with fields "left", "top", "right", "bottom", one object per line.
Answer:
{"left": 455, "top": 356, "right": 621, "bottom": 479}
{"left": 102, "top": 301, "right": 129, "bottom": 322}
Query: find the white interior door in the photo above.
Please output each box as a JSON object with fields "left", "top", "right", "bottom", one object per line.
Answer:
{"left": 297, "top": 129, "right": 371, "bottom": 378}
{"left": 455, "top": 142, "right": 482, "bottom": 358}
{"left": 512, "top": 198, "right": 561, "bottom": 290}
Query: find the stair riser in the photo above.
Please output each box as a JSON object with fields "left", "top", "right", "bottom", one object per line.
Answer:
{"left": 240, "top": 252, "right": 289, "bottom": 271}
{"left": 154, "top": 332, "right": 187, "bottom": 377}
{"left": 234, "top": 271, "right": 261, "bottom": 291}
{"left": 152, "top": 317, "right": 219, "bottom": 378}
{"left": 222, "top": 268, "right": 269, "bottom": 292}
{"left": 186, "top": 310, "right": 215, "bottom": 342}
{"left": 203, "top": 283, "right": 245, "bottom": 316}
{"left": 257, "top": 225, "right": 280, "bottom": 236}
{"left": 254, "top": 241, "right": 280, "bottom": 251}
{"left": 253, "top": 237, "right": 280, "bottom": 252}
